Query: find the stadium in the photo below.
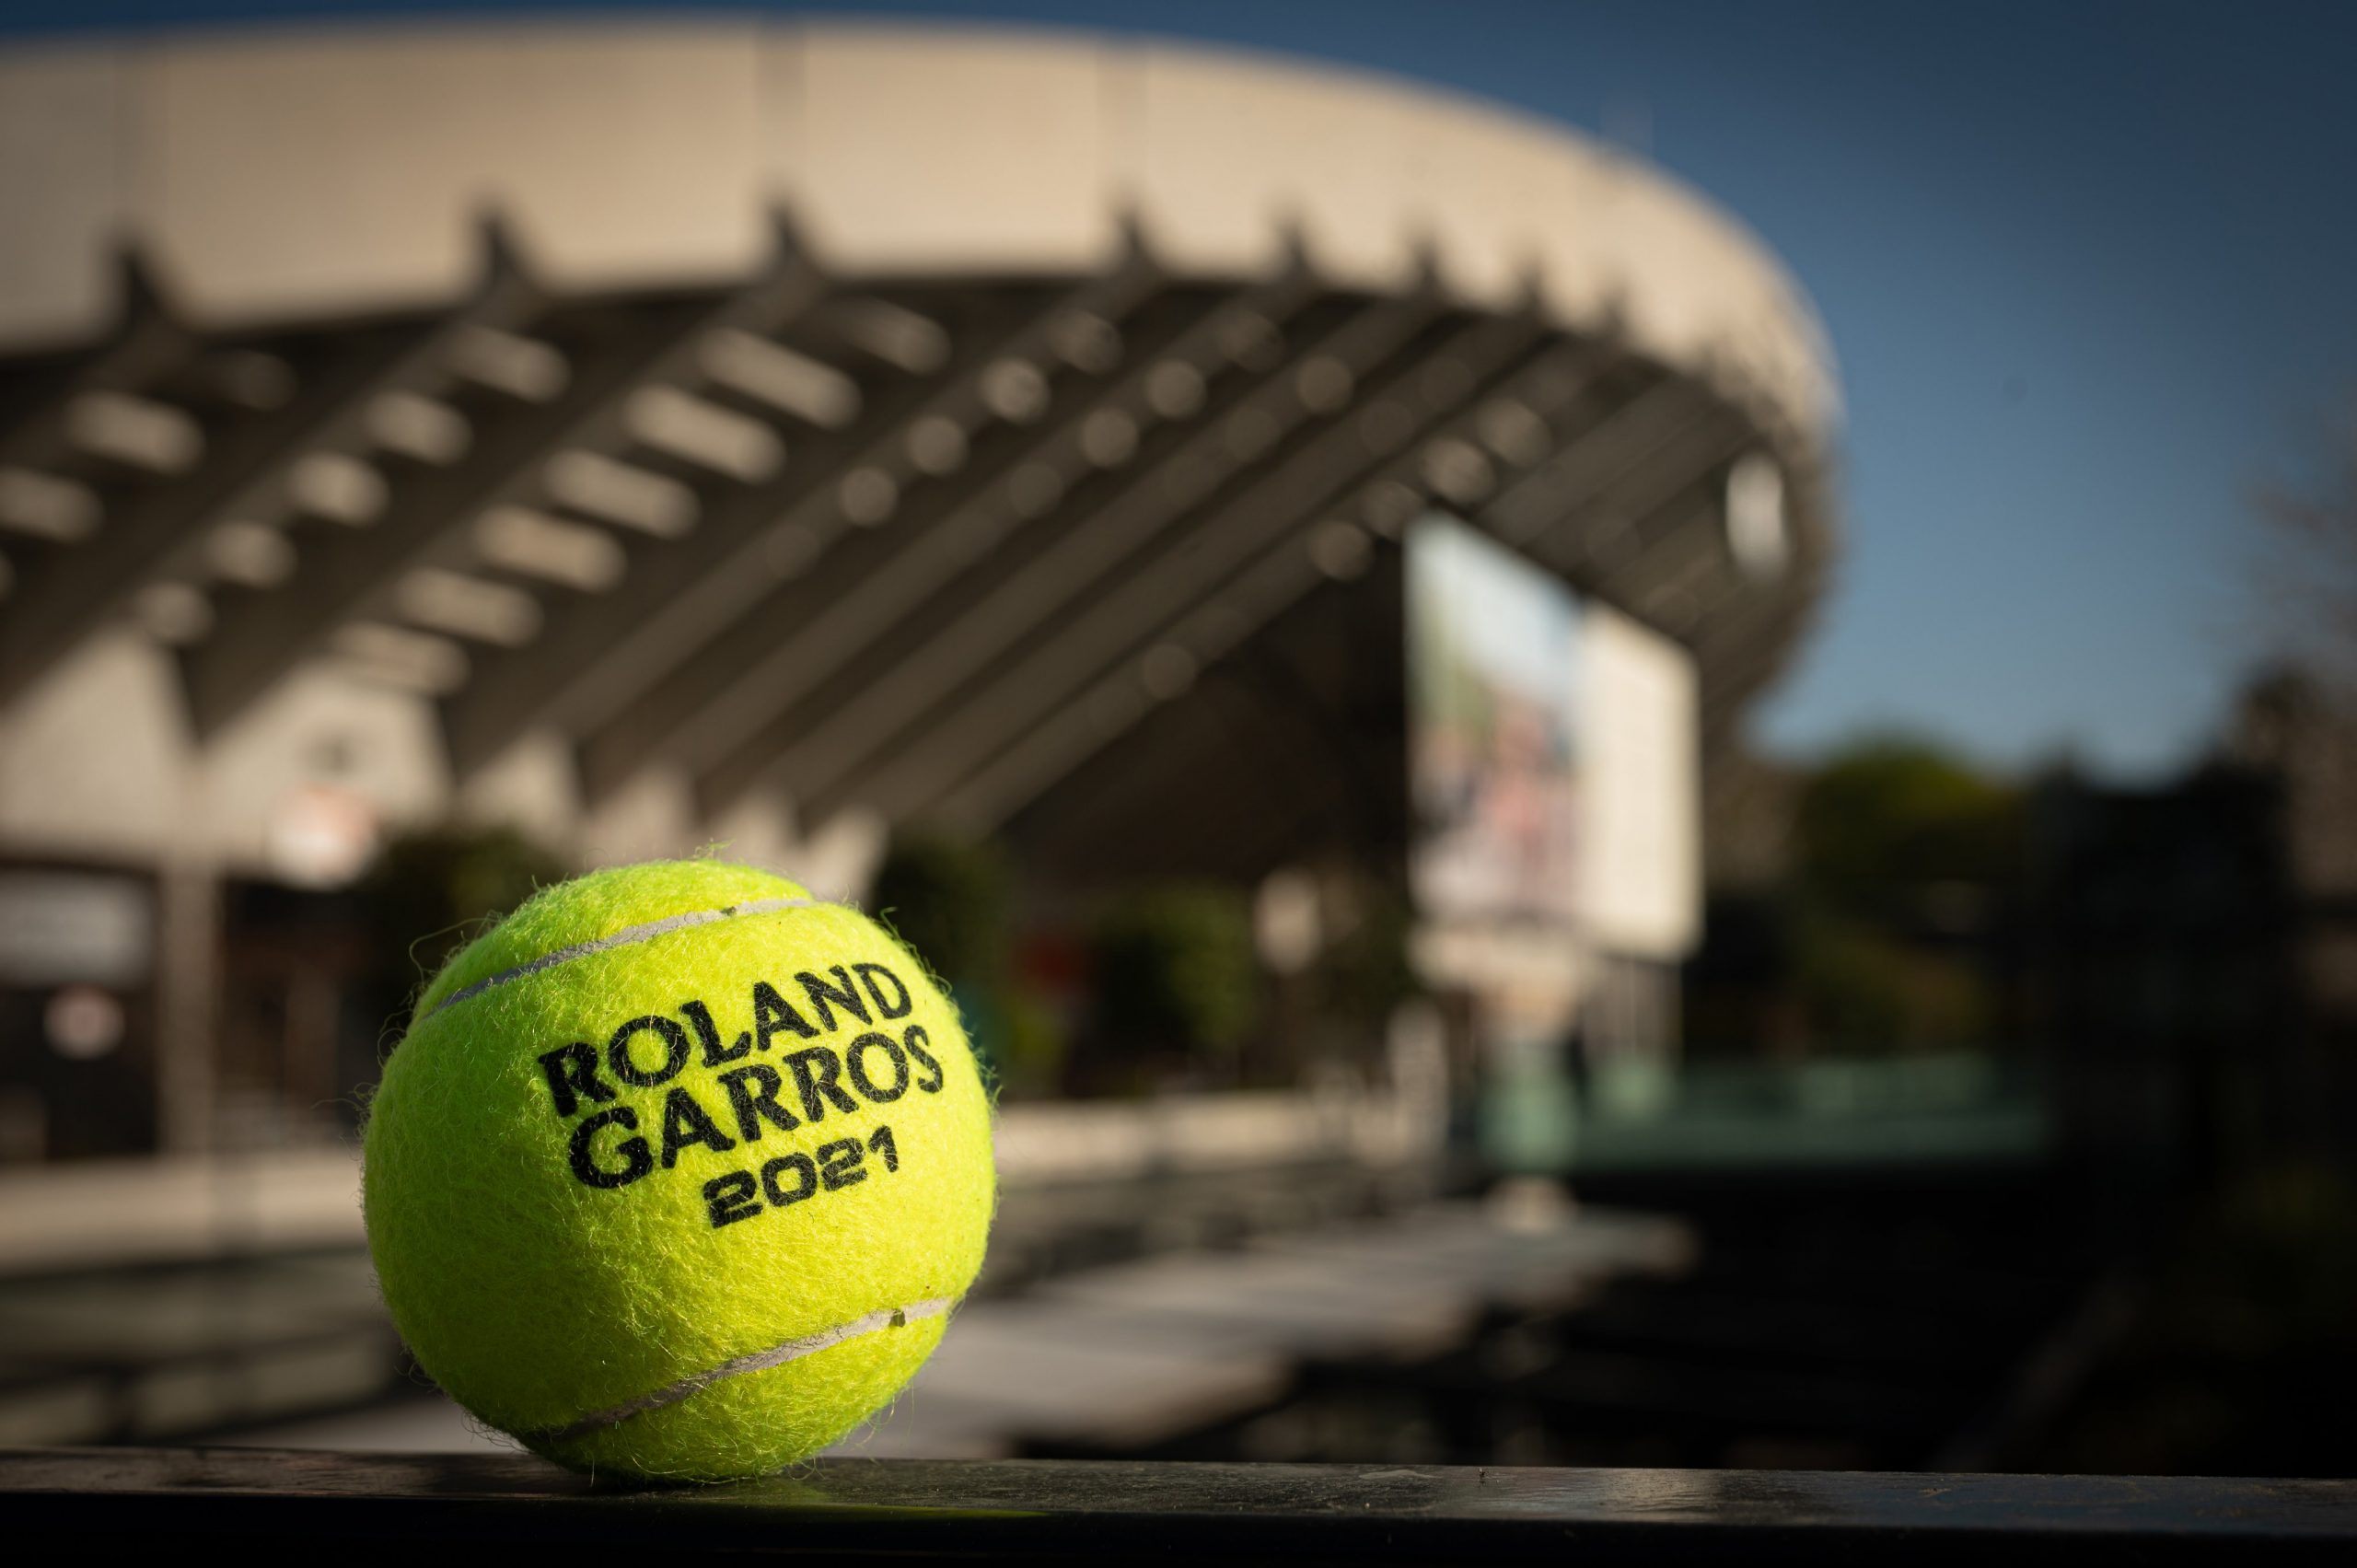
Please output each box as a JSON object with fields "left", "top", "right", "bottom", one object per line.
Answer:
{"left": 0, "top": 21, "right": 1836, "bottom": 1160}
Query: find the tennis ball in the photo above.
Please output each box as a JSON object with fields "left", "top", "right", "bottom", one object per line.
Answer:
{"left": 362, "top": 859, "right": 994, "bottom": 1482}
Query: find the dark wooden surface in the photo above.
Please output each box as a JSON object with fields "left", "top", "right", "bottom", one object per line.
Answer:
{"left": 5, "top": 1446, "right": 2355, "bottom": 1562}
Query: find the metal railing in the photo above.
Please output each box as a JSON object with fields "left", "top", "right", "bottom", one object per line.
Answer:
{"left": 6, "top": 1448, "right": 2352, "bottom": 1562}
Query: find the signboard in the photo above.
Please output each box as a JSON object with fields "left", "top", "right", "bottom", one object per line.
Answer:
{"left": 1405, "top": 514, "right": 1585, "bottom": 928}
{"left": 1404, "top": 514, "right": 1702, "bottom": 1172}
{"left": 0, "top": 872, "right": 155, "bottom": 987}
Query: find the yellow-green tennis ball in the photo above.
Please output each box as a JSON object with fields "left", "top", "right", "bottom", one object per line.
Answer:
{"left": 362, "top": 860, "right": 994, "bottom": 1482}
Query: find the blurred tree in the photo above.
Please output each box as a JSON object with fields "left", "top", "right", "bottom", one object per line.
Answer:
{"left": 2014, "top": 1159, "right": 2357, "bottom": 1476}
{"left": 871, "top": 829, "right": 1011, "bottom": 988}
{"left": 355, "top": 824, "right": 569, "bottom": 1040}
{"left": 1792, "top": 916, "right": 1994, "bottom": 1051}
{"left": 1795, "top": 738, "right": 2024, "bottom": 919}
{"left": 1312, "top": 877, "right": 1422, "bottom": 1040}
{"left": 981, "top": 984, "right": 1069, "bottom": 1098}
{"left": 2242, "top": 401, "right": 2357, "bottom": 1083}
{"left": 1691, "top": 736, "right": 2025, "bottom": 1056}
{"left": 1792, "top": 738, "right": 2022, "bottom": 1052}
{"left": 2255, "top": 393, "right": 2357, "bottom": 681}
{"left": 872, "top": 828, "right": 1073, "bottom": 1096}
{"left": 1089, "top": 883, "right": 1260, "bottom": 1078}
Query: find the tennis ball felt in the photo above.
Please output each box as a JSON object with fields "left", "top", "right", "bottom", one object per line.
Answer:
{"left": 362, "top": 860, "right": 994, "bottom": 1482}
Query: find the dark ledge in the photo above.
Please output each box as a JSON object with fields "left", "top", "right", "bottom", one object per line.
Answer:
{"left": 6, "top": 1447, "right": 2355, "bottom": 1562}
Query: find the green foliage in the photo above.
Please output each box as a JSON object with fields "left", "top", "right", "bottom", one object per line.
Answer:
{"left": 359, "top": 824, "right": 569, "bottom": 1005}
{"left": 874, "top": 830, "right": 1073, "bottom": 1097}
{"left": 961, "top": 981, "right": 1067, "bottom": 1098}
{"left": 2023, "top": 1161, "right": 2357, "bottom": 1476}
{"left": 2177, "top": 1161, "right": 2357, "bottom": 1350}
{"left": 1711, "top": 736, "right": 2023, "bottom": 1055}
{"left": 872, "top": 829, "right": 1011, "bottom": 990}
{"left": 1792, "top": 913, "right": 1994, "bottom": 1051}
{"left": 1315, "top": 878, "right": 1422, "bottom": 1031}
{"left": 1089, "top": 883, "right": 1261, "bottom": 1060}
{"left": 1795, "top": 736, "right": 2023, "bottom": 910}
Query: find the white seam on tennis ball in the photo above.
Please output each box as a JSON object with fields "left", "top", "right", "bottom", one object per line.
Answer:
{"left": 423, "top": 896, "right": 835, "bottom": 1020}
{"left": 540, "top": 1295, "right": 958, "bottom": 1442}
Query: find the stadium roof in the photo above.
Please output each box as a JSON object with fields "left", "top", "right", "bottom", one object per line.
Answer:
{"left": 0, "top": 22, "right": 1840, "bottom": 841}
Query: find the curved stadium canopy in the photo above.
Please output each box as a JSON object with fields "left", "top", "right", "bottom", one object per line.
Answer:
{"left": 0, "top": 22, "right": 1838, "bottom": 857}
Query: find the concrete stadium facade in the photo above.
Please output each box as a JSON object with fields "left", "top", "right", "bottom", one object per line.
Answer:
{"left": 0, "top": 21, "right": 1836, "bottom": 864}
{"left": 0, "top": 22, "right": 1840, "bottom": 1152}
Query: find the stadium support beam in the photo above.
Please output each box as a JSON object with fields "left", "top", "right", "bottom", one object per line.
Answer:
{"left": 1526, "top": 406, "right": 1753, "bottom": 645}
{"left": 440, "top": 271, "right": 1160, "bottom": 779}
{"left": 1480, "top": 380, "right": 1735, "bottom": 571}
{"left": 624, "top": 277, "right": 1318, "bottom": 812}
{"left": 1612, "top": 494, "right": 1731, "bottom": 633}
{"left": 564, "top": 254, "right": 1185, "bottom": 803}
{"left": 1534, "top": 419, "right": 1751, "bottom": 582}
{"left": 923, "top": 339, "right": 1759, "bottom": 832}
{"left": 705, "top": 290, "right": 1446, "bottom": 822}
{"left": 1697, "top": 581, "right": 1819, "bottom": 724}
{"left": 1685, "top": 449, "right": 1837, "bottom": 737}
{"left": 661, "top": 270, "right": 1329, "bottom": 815}
{"left": 797, "top": 303, "right": 1536, "bottom": 830}
{"left": 0, "top": 257, "right": 188, "bottom": 459}
{"left": 178, "top": 248, "right": 824, "bottom": 739}
{"left": 0, "top": 273, "right": 450, "bottom": 709}
{"left": 922, "top": 332, "right": 1608, "bottom": 831}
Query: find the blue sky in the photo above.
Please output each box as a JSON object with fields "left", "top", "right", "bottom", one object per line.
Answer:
{"left": 6, "top": 0, "right": 2353, "bottom": 779}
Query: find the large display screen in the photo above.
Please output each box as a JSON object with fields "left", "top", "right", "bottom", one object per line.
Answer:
{"left": 1405, "top": 514, "right": 1585, "bottom": 928}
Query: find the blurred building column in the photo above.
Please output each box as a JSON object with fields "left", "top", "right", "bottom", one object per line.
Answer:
{"left": 156, "top": 857, "right": 220, "bottom": 1155}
